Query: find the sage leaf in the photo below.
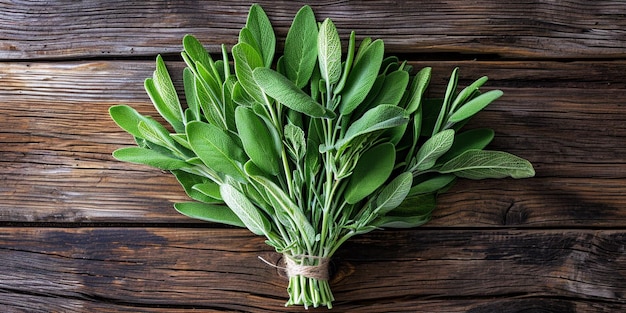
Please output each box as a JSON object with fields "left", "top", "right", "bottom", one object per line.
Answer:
{"left": 450, "top": 76, "right": 488, "bottom": 113}
{"left": 186, "top": 121, "right": 247, "bottom": 181}
{"left": 171, "top": 170, "right": 221, "bottom": 203}
{"left": 232, "top": 42, "right": 266, "bottom": 104}
{"left": 145, "top": 55, "right": 184, "bottom": 133}
{"left": 220, "top": 183, "right": 271, "bottom": 236}
{"left": 253, "top": 67, "right": 334, "bottom": 118}
{"left": 447, "top": 90, "right": 503, "bottom": 123}
{"left": 414, "top": 129, "right": 455, "bottom": 171}
{"left": 192, "top": 182, "right": 223, "bottom": 201}
{"left": 249, "top": 174, "right": 315, "bottom": 245}
{"left": 284, "top": 5, "right": 318, "bottom": 88}
{"left": 345, "top": 143, "right": 396, "bottom": 204}
{"left": 372, "top": 70, "right": 409, "bottom": 107}
{"left": 432, "top": 67, "right": 458, "bottom": 135}
{"left": 182, "top": 34, "right": 218, "bottom": 80}
{"left": 404, "top": 67, "right": 431, "bottom": 114}
{"left": 109, "top": 105, "right": 159, "bottom": 139}
{"left": 374, "top": 213, "right": 431, "bottom": 228}
{"left": 245, "top": 4, "right": 275, "bottom": 67}
{"left": 235, "top": 106, "right": 281, "bottom": 175}
{"left": 438, "top": 128, "right": 494, "bottom": 164}
{"left": 409, "top": 174, "right": 456, "bottom": 195}
{"left": 175, "top": 202, "right": 245, "bottom": 228}
{"left": 339, "top": 39, "right": 384, "bottom": 115}
{"left": 337, "top": 105, "right": 408, "bottom": 150}
{"left": 182, "top": 67, "right": 200, "bottom": 122}
{"left": 374, "top": 172, "right": 413, "bottom": 215}
{"left": 438, "top": 149, "right": 535, "bottom": 179}
{"left": 335, "top": 31, "right": 356, "bottom": 94}
{"left": 317, "top": 18, "right": 342, "bottom": 85}
{"left": 112, "top": 147, "right": 188, "bottom": 170}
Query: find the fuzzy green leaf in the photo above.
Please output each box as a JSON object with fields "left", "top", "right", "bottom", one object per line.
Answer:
{"left": 112, "top": 147, "right": 187, "bottom": 170}
{"left": 253, "top": 67, "right": 333, "bottom": 118}
{"left": 414, "top": 129, "right": 455, "bottom": 171}
{"left": 171, "top": 170, "right": 221, "bottom": 203}
{"left": 448, "top": 90, "right": 503, "bottom": 123}
{"left": 404, "top": 67, "right": 431, "bottom": 114}
{"left": 232, "top": 42, "right": 266, "bottom": 104}
{"left": 369, "top": 70, "right": 409, "bottom": 107}
{"left": 175, "top": 202, "right": 245, "bottom": 228}
{"left": 235, "top": 106, "right": 281, "bottom": 175}
{"left": 245, "top": 4, "right": 275, "bottom": 67}
{"left": 186, "top": 121, "right": 247, "bottom": 181}
{"left": 439, "top": 149, "right": 535, "bottom": 179}
{"left": 339, "top": 39, "right": 384, "bottom": 115}
{"left": 438, "top": 128, "right": 495, "bottom": 164}
{"left": 450, "top": 76, "right": 488, "bottom": 113}
{"left": 317, "top": 18, "right": 342, "bottom": 85}
{"left": 374, "top": 172, "right": 413, "bottom": 215}
{"left": 345, "top": 143, "right": 396, "bottom": 204}
{"left": 145, "top": 55, "right": 184, "bottom": 133}
{"left": 284, "top": 5, "right": 318, "bottom": 88}
{"left": 337, "top": 105, "right": 408, "bottom": 149}
{"left": 220, "top": 183, "right": 271, "bottom": 236}
{"left": 409, "top": 175, "right": 456, "bottom": 195}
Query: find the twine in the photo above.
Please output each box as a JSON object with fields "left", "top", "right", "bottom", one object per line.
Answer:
{"left": 258, "top": 255, "right": 330, "bottom": 281}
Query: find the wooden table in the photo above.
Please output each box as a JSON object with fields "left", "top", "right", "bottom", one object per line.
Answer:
{"left": 1, "top": 1, "right": 625, "bottom": 312}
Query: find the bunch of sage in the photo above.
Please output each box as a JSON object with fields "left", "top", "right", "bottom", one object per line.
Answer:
{"left": 109, "top": 4, "right": 534, "bottom": 308}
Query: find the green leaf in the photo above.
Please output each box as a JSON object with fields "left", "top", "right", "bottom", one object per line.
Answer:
{"left": 339, "top": 39, "right": 385, "bottom": 115}
{"left": 450, "top": 76, "right": 488, "bottom": 113}
{"left": 145, "top": 55, "right": 184, "bottom": 133}
{"left": 175, "top": 202, "right": 245, "bottom": 228}
{"left": 245, "top": 4, "right": 276, "bottom": 67}
{"left": 186, "top": 121, "right": 247, "bottom": 181}
{"left": 409, "top": 174, "right": 456, "bottom": 195}
{"left": 253, "top": 67, "right": 334, "bottom": 118}
{"left": 182, "top": 34, "right": 217, "bottom": 80}
{"left": 317, "top": 18, "right": 342, "bottom": 85}
{"left": 374, "top": 172, "right": 413, "bottom": 215}
{"left": 432, "top": 67, "right": 458, "bottom": 135}
{"left": 248, "top": 174, "right": 315, "bottom": 245}
{"left": 284, "top": 5, "right": 318, "bottom": 88}
{"left": 109, "top": 105, "right": 158, "bottom": 139}
{"left": 438, "top": 128, "right": 494, "bottom": 164}
{"left": 112, "top": 147, "right": 188, "bottom": 170}
{"left": 137, "top": 120, "right": 177, "bottom": 151}
{"left": 284, "top": 122, "right": 306, "bottom": 161}
{"left": 235, "top": 106, "right": 281, "bottom": 175}
{"left": 171, "top": 170, "right": 221, "bottom": 203}
{"left": 345, "top": 143, "right": 396, "bottom": 204}
{"left": 192, "top": 182, "right": 223, "bottom": 201}
{"left": 447, "top": 90, "right": 503, "bottom": 123}
{"left": 438, "top": 149, "right": 535, "bottom": 179}
{"left": 335, "top": 31, "right": 356, "bottom": 94}
{"left": 182, "top": 67, "right": 200, "bottom": 122}
{"left": 337, "top": 105, "right": 408, "bottom": 149}
{"left": 369, "top": 70, "right": 409, "bottom": 107}
{"left": 232, "top": 42, "right": 266, "bottom": 104}
{"left": 373, "top": 213, "right": 432, "bottom": 228}
{"left": 404, "top": 67, "right": 431, "bottom": 114}
{"left": 414, "top": 129, "right": 455, "bottom": 171}
{"left": 220, "top": 183, "right": 271, "bottom": 236}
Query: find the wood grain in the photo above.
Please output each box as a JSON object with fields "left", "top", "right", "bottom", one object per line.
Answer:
{"left": 1, "top": 60, "right": 625, "bottom": 226}
{"left": 0, "top": 227, "right": 623, "bottom": 312}
{"left": 0, "top": 1, "right": 624, "bottom": 60}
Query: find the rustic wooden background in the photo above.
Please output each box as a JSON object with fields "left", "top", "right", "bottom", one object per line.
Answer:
{"left": 1, "top": 1, "right": 625, "bottom": 312}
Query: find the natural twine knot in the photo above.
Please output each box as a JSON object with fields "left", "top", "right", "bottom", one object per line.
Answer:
{"left": 258, "top": 254, "right": 330, "bottom": 281}
{"left": 284, "top": 255, "right": 330, "bottom": 281}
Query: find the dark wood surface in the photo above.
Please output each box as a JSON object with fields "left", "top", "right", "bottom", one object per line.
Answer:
{"left": 1, "top": 1, "right": 625, "bottom": 312}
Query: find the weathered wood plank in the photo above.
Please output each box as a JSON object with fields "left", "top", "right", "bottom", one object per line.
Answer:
{"left": 1, "top": 60, "right": 625, "bottom": 225}
{"left": 0, "top": 1, "right": 624, "bottom": 60}
{"left": 0, "top": 227, "right": 624, "bottom": 312}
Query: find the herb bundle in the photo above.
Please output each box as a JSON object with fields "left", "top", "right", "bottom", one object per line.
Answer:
{"left": 109, "top": 4, "right": 534, "bottom": 308}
